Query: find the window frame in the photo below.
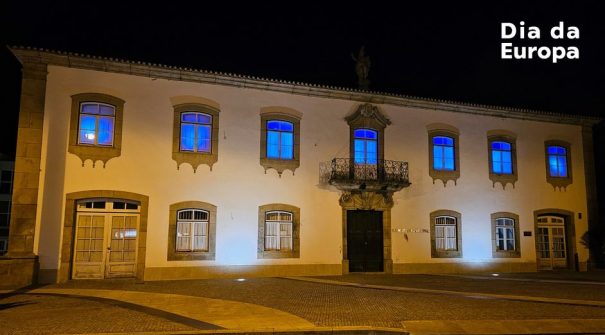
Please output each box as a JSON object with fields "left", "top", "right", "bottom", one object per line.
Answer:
{"left": 258, "top": 204, "right": 300, "bottom": 259}
{"left": 427, "top": 125, "right": 460, "bottom": 186}
{"left": 172, "top": 104, "right": 220, "bottom": 172}
{"left": 487, "top": 132, "right": 518, "bottom": 189}
{"left": 68, "top": 93, "right": 125, "bottom": 167}
{"left": 544, "top": 140, "right": 573, "bottom": 189}
{"left": 353, "top": 128, "right": 378, "bottom": 165}
{"left": 175, "top": 209, "right": 210, "bottom": 252}
{"left": 266, "top": 120, "right": 295, "bottom": 160}
{"left": 168, "top": 201, "right": 216, "bottom": 261}
{"left": 263, "top": 210, "right": 293, "bottom": 251}
{"left": 260, "top": 111, "right": 301, "bottom": 176}
{"left": 430, "top": 210, "right": 462, "bottom": 258}
{"left": 491, "top": 212, "right": 521, "bottom": 258}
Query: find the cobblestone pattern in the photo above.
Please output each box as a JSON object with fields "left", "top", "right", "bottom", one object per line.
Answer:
{"left": 52, "top": 276, "right": 605, "bottom": 328}
{"left": 0, "top": 293, "right": 195, "bottom": 334}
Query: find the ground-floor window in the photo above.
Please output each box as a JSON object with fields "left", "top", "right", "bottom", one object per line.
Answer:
{"left": 258, "top": 203, "right": 300, "bottom": 259}
{"left": 176, "top": 209, "right": 209, "bottom": 252}
{"left": 430, "top": 210, "right": 462, "bottom": 258}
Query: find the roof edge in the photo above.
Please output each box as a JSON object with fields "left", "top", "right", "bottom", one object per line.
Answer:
{"left": 8, "top": 46, "right": 602, "bottom": 126}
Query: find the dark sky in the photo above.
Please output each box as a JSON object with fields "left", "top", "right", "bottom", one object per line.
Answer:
{"left": 1, "top": 1, "right": 604, "bottom": 157}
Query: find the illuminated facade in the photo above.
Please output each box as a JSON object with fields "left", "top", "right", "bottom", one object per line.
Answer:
{"left": 1, "top": 47, "right": 600, "bottom": 286}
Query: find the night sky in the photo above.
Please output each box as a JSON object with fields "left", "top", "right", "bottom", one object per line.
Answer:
{"left": 1, "top": 2, "right": 604, "bottom": 157}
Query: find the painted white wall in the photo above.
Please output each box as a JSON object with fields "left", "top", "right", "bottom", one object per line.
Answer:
{"left": 36, "top": 65, "right": 589, "bottom": 272}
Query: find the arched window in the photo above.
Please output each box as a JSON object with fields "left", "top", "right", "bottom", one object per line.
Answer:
{"left": 264, "top": 211, "right": 293, "bottom": 251}
{"left": 176, "top": 209, "right": 209, "bottom": 252}
{"left": 547, "top": 145, "right": 568, "bottom": 177}
{"left": 430, "top": 210, "right": 462, "bottom": 258}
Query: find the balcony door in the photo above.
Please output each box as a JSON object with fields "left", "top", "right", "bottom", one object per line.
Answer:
{"left": 353, "top": 128, "right": 378, "bottom": 180}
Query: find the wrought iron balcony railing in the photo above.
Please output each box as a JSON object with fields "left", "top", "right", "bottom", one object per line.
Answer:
{"left": 319, "top": 158, "right": 410, "bottom": 191}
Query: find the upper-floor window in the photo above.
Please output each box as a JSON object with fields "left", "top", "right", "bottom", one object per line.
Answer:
{"left": 487, "top": 132, "right": 518, "bottom": 189}
{"left": 172, "top": 103, "right": 220, "bottom": 172}
{"left": 266, "top": 120, "right": 294, "bottom": 160}
{"left": 544, "top": 140, "right": 572, "bottom": 189}
{"left": 427, "top": 124, "right": 460, "bottom": 186}
{"left": 0, "top": 170, "right": 12, "bottom": 194}
{"left": 69, "top": 93, "right": 125, "bottom": 167}
{"left": 0, "top": 200, "right": 10, "bottom": 227}
{"left": 491, "top": 141, "right": 513, "bottom": 174}
{"left": 176, "top": 209, "right": 209, "bottom": 252}
{"left": 353, "top": 129, "right": 378, "bottom": 164}
{"left": 547, "top": 146, "right": 568, "bottom": 177}
{"left": 432, "top": 136, "right": 455, "bottom": 171}
{"left": 180, "top": 112, "right": 212, "bottom": 153}
{"left": 259, "top": 108, "right": 301, "bottom": 176}
{"left": 78, "top": 102, "right": 115, "bottom": 146}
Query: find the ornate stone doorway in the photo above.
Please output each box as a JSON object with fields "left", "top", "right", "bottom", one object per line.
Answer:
{"left": 340, "top": 191, "right": 393, "bottom": 274}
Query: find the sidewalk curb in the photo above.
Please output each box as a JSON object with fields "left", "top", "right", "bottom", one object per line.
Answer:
{"left": 55, "top": 326, "right": 409, "bottom": 335}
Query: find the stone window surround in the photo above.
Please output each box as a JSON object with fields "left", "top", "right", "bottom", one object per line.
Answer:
{"left": 427, "top": 123, "right": 460, "bottom": 186}
{"left": 257, "top": 203, "right": 300, "bottom": 259}
{"left": 172, "top": 103, "right": 220, "bottom": 172}
{"left": 68, "top": 93, "right": 125, "bottom": 167}
{"left": 259, "top": 107, "right": 302, "bottom": 176}
{"left": 544, "top": 140, "right": 573, "bottom": 189}
{"left": 491, "top": 212, "right": 521, "bottom": 258}
{"left": 346, "top": 104, "right": 390, "bottom": 163}
{"left": 430, "top": 209, "right": 462, "bottom": 258}
{"left": 60, "top": 190, "right": 149, "bottom": 283}
{"left": 167, "top": 201, "right": 217, "bottom": 261}
{"left": 487, "top": 130, "right": 518, "bottom": 189}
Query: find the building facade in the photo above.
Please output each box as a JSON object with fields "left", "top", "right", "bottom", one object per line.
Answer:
{"left": 0, "top": 47, "right": 600, "bottom": 286}
{"left": 0, "top": 157, "right": 14, "bottom": 255}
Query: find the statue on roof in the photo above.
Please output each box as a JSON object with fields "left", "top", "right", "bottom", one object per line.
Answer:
{"left": 352, "top": 46, "right": 371, "bottom": 90}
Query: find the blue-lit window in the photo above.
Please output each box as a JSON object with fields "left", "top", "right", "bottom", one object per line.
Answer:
{"left": 547, "top": 146, "right": 568, "bottom": 177}
{"left": 491, "top": 141, "right": 513, "bottom": 174}
{"left": 180, "top": 112, "right": 212, "bottom": 153}
{"left": 267, "top": 120, "right": 294, "bottom": 159}
{"left": 432, "top": 136, "right": 455, "bottom": 171}
{"left": 78, "top": 102, "right": 115, "bottom": 146}
{"left": 353, "top": 129, "right": 377, "bottom": 164}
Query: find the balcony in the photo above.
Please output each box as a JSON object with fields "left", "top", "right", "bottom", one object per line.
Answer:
{"left": 319, "top": 158, "right": 410, "bottom": 192}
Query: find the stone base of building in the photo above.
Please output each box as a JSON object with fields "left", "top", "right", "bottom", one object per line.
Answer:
{"left": 0, "top": 256, "right": 38, "bottom": 289}
{"left": 393, "top": 261, "right": 538, "bottom": 274}
{"left": 144, "top": 263, "right": 342, "bottom": 281}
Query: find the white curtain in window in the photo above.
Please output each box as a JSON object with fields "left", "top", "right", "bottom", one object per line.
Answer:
{"left": 265, "top": 221, "right": 279, "bottom": 250}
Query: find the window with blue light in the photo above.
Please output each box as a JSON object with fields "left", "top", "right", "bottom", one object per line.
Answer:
{"left": 491, "top": 141, "right": 513, "bottom": 174}
{"left": 266, "top": 120, "right": 294, "bottom": 159}
{"left": 78, "top": 102, "right": 115, "bottom": 146}
{"left": 180, "top": 112, "right": 212, "bottom": 153}
{"left": 353, "top": 129, "right": 377, "bottom": 164}
{"left": 547, "top": 146, "right": 568, "bottom": 177}
{"left": 432, "top": 136, "right": 455, "bottom": 171}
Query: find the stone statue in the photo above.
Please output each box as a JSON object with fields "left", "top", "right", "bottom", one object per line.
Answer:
{"left": 352, "top": 46, "right": 371, "bottom": 89}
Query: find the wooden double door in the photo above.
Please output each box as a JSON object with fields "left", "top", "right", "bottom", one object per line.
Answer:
{"left": 72, "top": 200, "right": 140, "bottom": 279}
{"left": 347, "top": 210, "right": 384, "bottom": 272}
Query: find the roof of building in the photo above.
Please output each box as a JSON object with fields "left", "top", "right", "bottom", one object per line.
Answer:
{"left": 9, "top": 46, "right": 602, "bottom": 126}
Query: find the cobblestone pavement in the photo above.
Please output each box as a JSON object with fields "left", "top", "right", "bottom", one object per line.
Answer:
{"left": 0, "top": 292, "right": 195, "bottom": 334}
{"left": 1, "top": 273, "right": 605, "bottom": 334}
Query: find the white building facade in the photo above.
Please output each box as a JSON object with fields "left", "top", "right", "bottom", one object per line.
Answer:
{"left": 0, "top": 47, "right": 600, "bottom": 286}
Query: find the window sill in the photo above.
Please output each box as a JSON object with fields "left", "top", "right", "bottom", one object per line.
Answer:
{"left": 257, "top": 250, "right": 299, "bottom": 259}
{"left": 431, "top": 250, "right": 462, "bottom": 258}
{"left": 168, "top": 251, "right": 215, "bottom": 261}
{"left": 492, "top": 250, "right": 521, "bottom": 258}
{"left": 260, "top": 157, "right": 299, "bottom": 176}
{"left": 173, "top": 151, "right": 218, "bottom": 172}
